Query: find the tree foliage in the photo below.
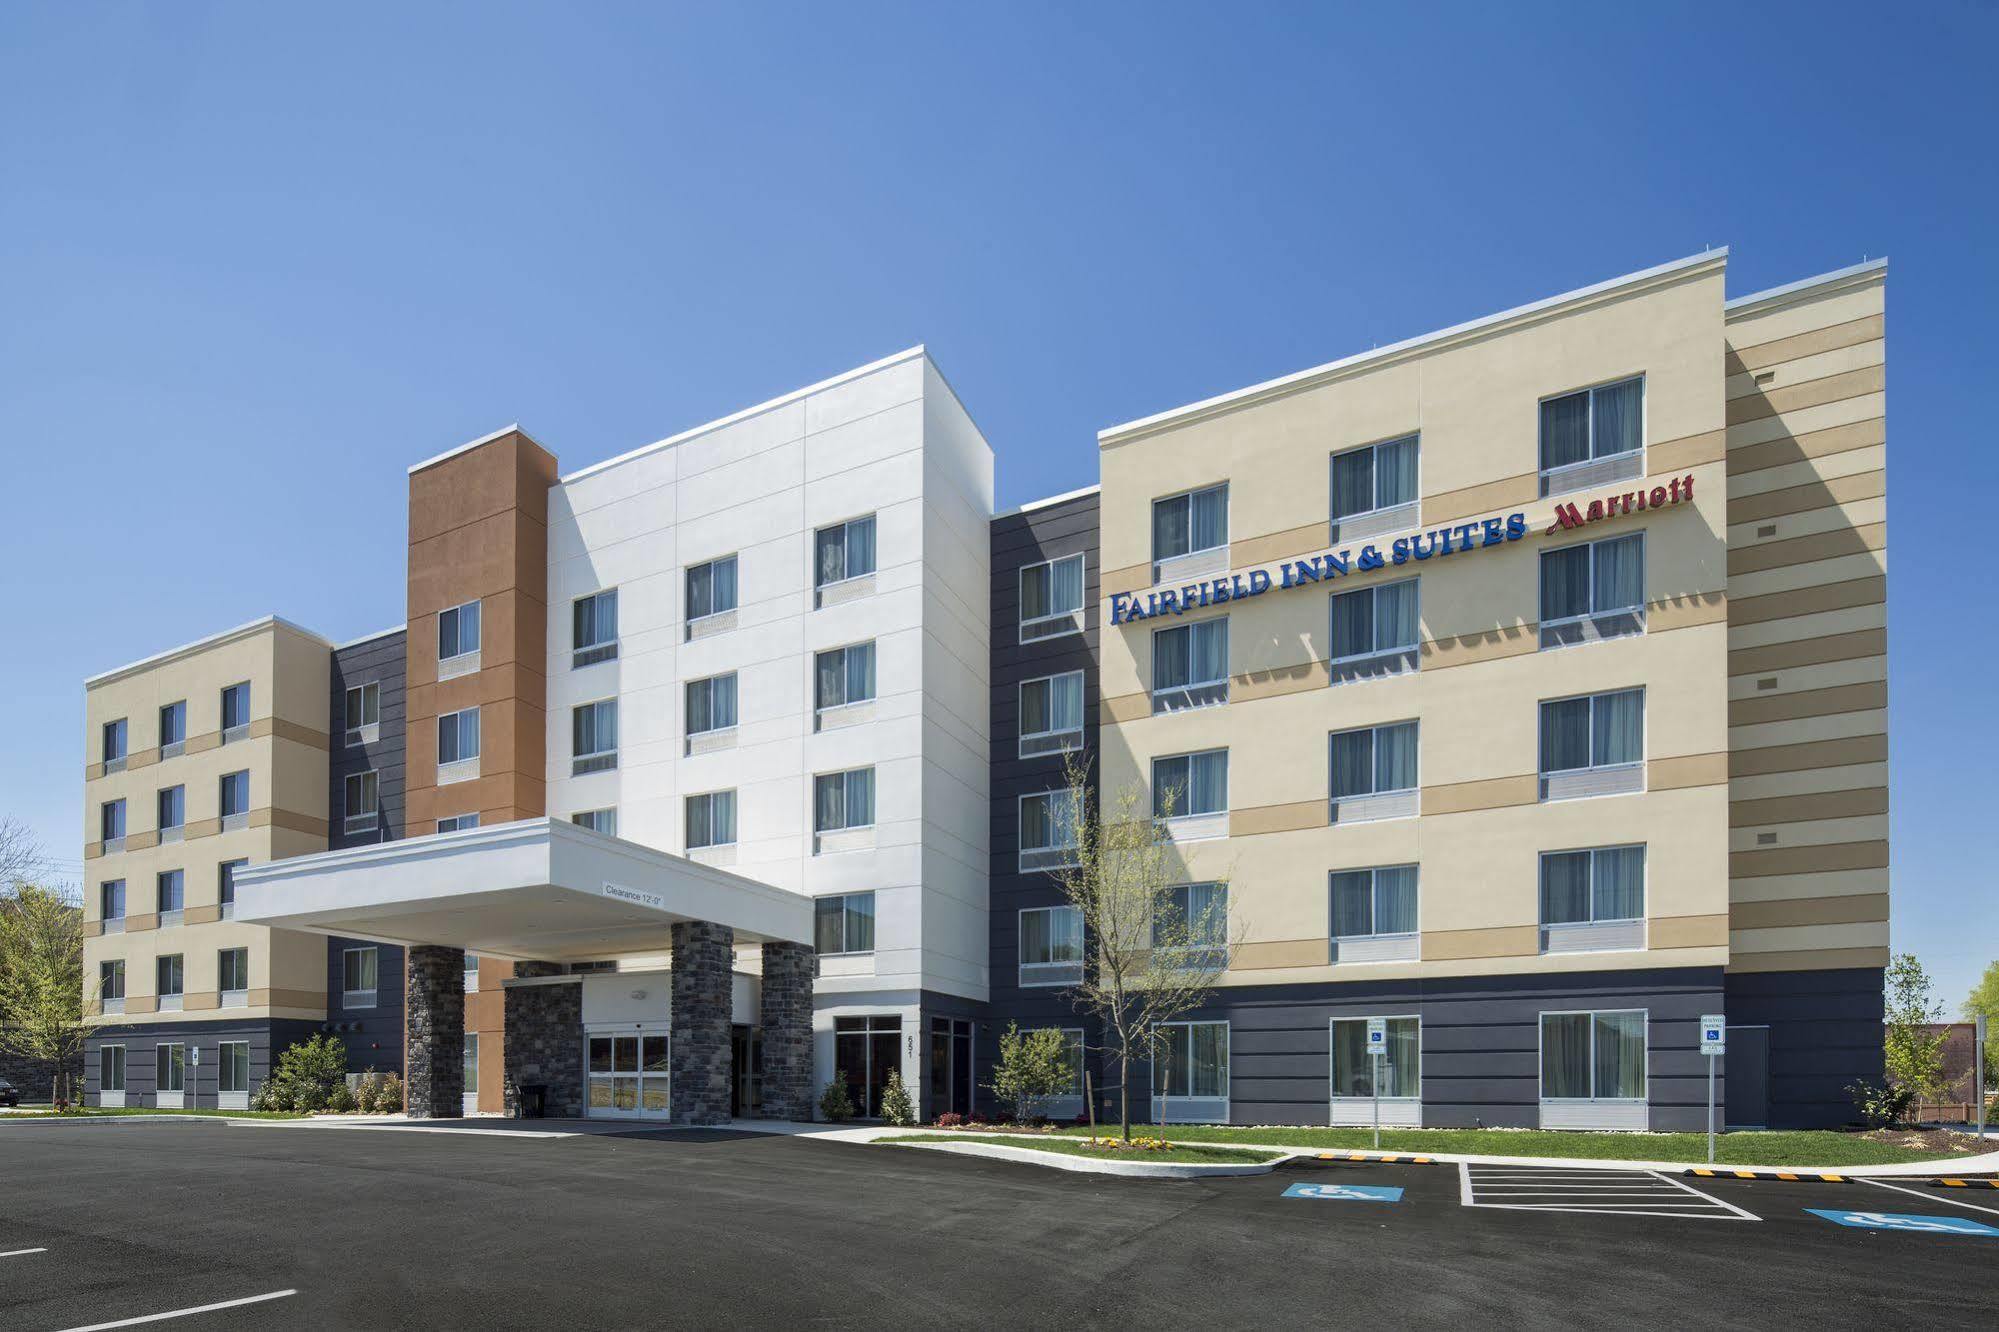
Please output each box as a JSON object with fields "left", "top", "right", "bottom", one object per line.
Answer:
{"left": 987, "top": 1023, "right": 1073, "bottom": 1124}
{"left": 0, "top": 880, "right": 87, "bottom": 1106}
{"left": 1964, "top": 959, "right": 1999, "bottom": 1089}
{"left": 1882, "top": 951, "right": 1949, "bottom": 1103}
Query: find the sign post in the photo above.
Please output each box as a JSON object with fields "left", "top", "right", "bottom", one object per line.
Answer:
{"left": 1977, "top": 1013, "right": 1988, "bottom": 1143}
{"left": 1699, "top": 1015, "right": 1726, "bottom": 1165}
{"left": 1366, "top": 1018, "right": 1387, "bottom": 1151}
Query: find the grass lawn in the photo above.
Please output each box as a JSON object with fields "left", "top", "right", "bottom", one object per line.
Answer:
{"left": 1047, "top": 1124, "right": 1973, "bottom": 1167}
{"left": 2, "top": 1107, "right": 311, "bottom": 1121}
{"left": 879, "top": 1134, "right": 1284, "bottom": 1165}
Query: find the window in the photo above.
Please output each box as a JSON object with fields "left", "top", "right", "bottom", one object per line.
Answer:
{"left": 343, "top": 771, "right": 380, "bottom": 834}
{"left": 686, "top": 556, "right": 738, "bottom": 621}
{"left": 218, "top": 947, "right": 249, "bottom": 997}
{"left": 814, "top": 515, "right": 877, "bottom": 587}
{"left": 573, "top": 589, "right": 619, "bottom": 667}
{"left": 1331, "top": 1016, "right": 1420, "bottom": 1099}
{"left": 220, "top": 682, "right": 251, "bottom": 740}
{"left": 686, "top": 674, "right": 738, "bottom": 737}
{"left": 155, "top": 1044, "right": 186, "bottom": 1095}
{"left": 1330, "top": 434, "right": 1419, "bottom": 540}
{"left": 100, "top": 799, "right": 125, "bottom": 848}
{"left": 572, "top": 700, "right": 619, "bottom": 775}
{"left": 1152, "top": 750, "right": 1227, "bottom": 821}
{"left": 437, "top": 708, "right": 481, "bottom": 769}
{"left": 156, "top": 870, "right": 184, "bottom": 917}
{"left": 343, "top": 946, "right": 378, "bottom": 1006}
{"left": 1540, "top": 846, "right": 1646, "bottom": 953}
{"left": 572, "top": 808, "right": 618, "bottom": 836}
{"left": 1330, "top": 866, "right": 1419, "bottom": 961}
{"left": 1152, "top": 617, "right": 1228, "bottom": 712}
{"left": 156, "top": 953, "right": 184, "bottom": 998}
{"left": 438, "top": 600, "right": 482, "bottom": 663}
{"left": 1019, "top": 672, "right": 1084, "bottom": 757}
{"left": 1541, "top": 1011, "right": 1646, "bottom": 1100}
{"left": 1049, "top": 1029, "right": 1086, "bottom": 1099}
{"left": 219, "top": 770, "right": 250, "bottom": 827}
{"left": 1018, "top": 905, "right": 1084, "bottom": 986}
{"left": 218, "top": 1041, "right": 250, "bottom": 1095}
{"left": 99, "top": 1045, "right": 126, "bottom": 1093}
{"left": 1329, "top": 578, "right": 1419, "bottom": 681}
{"left": 1539, "top": 376, "right": 1643, "bottom": 495}
{"left": 1019, "top": 553, "right": 1085, "bottom": 641}
{"left": 1153, "top": 882, "right": 1228, "bottom": 968}
{"left": 1152, "top": 484, "right": 1229, "bottom": 563}
{"left": 1154, "top": 1021, "right": 1228, "bottom": 1107}
{"left": 815, "top": 642, "right": 876, "bottom": 712}
{"left": 158, "top": 700, "right": 186, "bottom": 754}
{"left": 813, "top": 768, "right": 875, "bottom": 833}
{"left": 464, "top": 1033, "right": 479, "bottom": 1103}
{"left": 437, "top": 813, "right": 479, "bottom": 833}
{"left": 344, "top": 681, "right": 380, "bottom": 745}
{"left": 684, "top": 791, "right": 735, "bottom": 849}
{"left": 1018, "top": 789, "right": 1081, "bottom": 871}
{"left": 99, "top": 959, "right": 125, "bottom": 1001}
{"left": 814, "top": 892, "right": 875, "bottom": 955}
{"left": 1540, "top": 533, "right": 1645, "bottom": 649}
{"left": 99, "top": 879, "right": 126, "bottom": 925}
{"left": 1328, "top": 721, "right": 1419, "bottom": 822}
{"left": 1539, "top": 688, "right": 1645, "bottom": 800}
{"left": 218, "top": 859, "right": 246, "bottom": 918}
{"left": 157, "top": 785, "right": 185, "bottom": 839}
{"left": 102, "top": 718, "right": 128, "bottom": 770}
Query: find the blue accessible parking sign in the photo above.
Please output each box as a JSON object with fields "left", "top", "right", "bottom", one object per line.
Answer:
{"left": 1282, "top": 1182, "right": 1403, "bottom": 1203}
{"left": 1807, "top": 1209, "right": 1999, "bottom": 1236}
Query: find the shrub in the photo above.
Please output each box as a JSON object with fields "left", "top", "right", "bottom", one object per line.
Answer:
{"left": 1849, "top": 1079, "right": 1915, "bottom": 1128}
{"left": 250, "top": 1078, "right": 292, "bottom": 1112}
{"left": 988, "top": 1023, "right": 1074, "bottom": 1125}
{"left": 326, "top": 1081, "right": 358, "bottom": 1114}
{"left": 880, "top": 1071, "right": 916, "bottom": 1126}
{"left": 293, "top": 1081, "right": 328, "bottom": 1114}
{"left": 265, "top": 1033, "right": 349, "bottom": 1113}
{"left": 373, "top": 1072, "right": 404, "bottom": 1113}
{"left": 819, "top": 1073, "right": 856, "bottom": 1122}
{"left": 353, "top": 1073, "right": 379, "bottom": 1114}
{"left": 936, "top": 1112, "right": 964, "bottom": 1129}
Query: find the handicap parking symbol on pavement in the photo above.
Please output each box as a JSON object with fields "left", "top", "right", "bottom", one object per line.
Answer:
{"left": 1807, "top": 1209, "right": 1999, "bottom": 1236}
{"left": 1282, "top": 1182, "right": 1403, "bottom": 1203}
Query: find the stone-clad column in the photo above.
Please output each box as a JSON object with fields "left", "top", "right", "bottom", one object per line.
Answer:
{"left": 503, "top": 967, "right": 584, "bottom": 1119}
{"left": 671, "top": 921, "right": 734, "bottom": 1125}
{"left": 405, "top": 944, "right": 465, "bottom": 1119}
{"left": 758, "top": 941, "right": 814, "bottom": 1122}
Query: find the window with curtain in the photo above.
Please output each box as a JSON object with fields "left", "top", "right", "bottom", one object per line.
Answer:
{"left": 1540, "top": 846, "right": 1646, "bottom": 924}
{"left": 1330, "top": 579, "right": 1419, "bottom": 666}
{"left": 100, "top": 959, "right": 125, "bottom": 999}
{"left": 219, "top": 770, "right": 249, "bottom": 818}
{"left": 1152, "top": 617, "right": 1228, "bottom": 710}
{"left": 815, "top": 516, "right": 877, "bottom": 587}
{"left": 344, "top": 682, "right": 380, "bottom": 739}
{"left": 1330, "top": 435, "right": 1419, "bottom": 522}
{"left": 1020, "top": 553, "right": 1085, "bottom": 623}
{"left": 101, "top": 799, "right": 125, "bottom": 842}
{"left": 1152, "top": 750, "right": 1228, "bottom": 819}
{"left": 1332, "top": 1016, "right": 1420, "bottom": 1098}
{"left": 1330, "top": 865, "right": 1418, "bottom": 938}
{"left": 218, "top": 861, "right": 245, "bottom": 910}
{"left": 156, "top": 1044, "right": 186, "bottom": 1093}
{"left": 219, "top": 947, "right": 249, "bottom": 994}
{"left": 572, "top": 589, "right": 620, "bottom": 666}
{"left": 1152, "top": 882, "right": 1228, "bottom": 961}
{"left": 1019, "top": 790, "right": 1081, "bottom": 857}
{"left": 159, "top": 700, "right": 186, "bottom": 748}
{"left": 1152, "top": 484, "right": 1229, "bottom": 561}
{"left": 102, "top": 717, "right": 127, "bottom": 764}
{"left": 1539, "top": 376, "right": 1643, "bottom": 473}
{"left": 156, "top": 954, "right": 184, "bottom": 996}
{"left": 221, "top": 682, "right": 251, "bottom": 733}
{"left": 439, "top": 600, "right": 482, "bottom": 660}
{"left": 685, "top": 791, "right": 736, "bottom": 849}
{"left": 344, "top": 770, "right": 379, "bottom": 820}
{"left": 1538, "top": 688, "right": 1644, "bottom": 773}
{"left": 815, "top": 642, "right": 877, "bottom": 711}
{"left": 686, "top": 674, "right": 738, "bottom": 735}
{"left": 572, "top": 808, "right": 617, "bottom": 836}
{"left": 1540, "top": 533, "right": 1645, "bottom": 647}
{"left": 814, "top": 891, "right": 876, "bottom": 954}
{"left": 157, "top": 785, "right": 184, "bottom": 830}
{"left": 156, "top": 870, "right": 183, "bottom": 912}
{"left": 1156, "top": 1022, "right": 1228, "bottom": 1099}
{"left": 437, "top": 708, "right": 481, "bottom": 764}
{"left": 1329, "top": 722, "right": 1419, "bottom": 800}
{"left": 219, "top": 1042, "right": 250, "bottom": 1094}
{"left": 686, "top": 555, "right": 738, "bottom": 620}
{"left": 1541, "top": 1011, "right": 1646, "bottom": 1099}
{"left": 1019, "top": 672, "right": 1084, "bottom": 743}
{"left": 814, "top": 768, "right": 875, "bottom": 832}
{"left": 100, "top": 879, "right": 125, "bottom": 921}
{"left": 1019, "top": 906, "right": 1084, "bottom": 982}
{"left": 572, "top": 700, "right": 618, "bottom": 773}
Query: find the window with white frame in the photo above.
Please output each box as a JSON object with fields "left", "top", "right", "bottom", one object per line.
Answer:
{"left": 157, "top": 785, "right": 185, "bottom": 838}
{"left": 572, "top": 808, "right": 618, "bottom": 836}
{"left": 1018, "top": 789, "right": 1081, "bottom": 872}
{"left": 684, "top": 791, "right": 735, "bottom": 849}
{"left": 1152, "top": 617, "right": 1228, "bottom": 712}
{"left": 100, "top": 879, "right": 126, "bottom": 926}
{"left": 813, "top": 768, "right": 874, "bottom": 833}
{"left": 1331, "top": 1016, "right": 1419, "bottom": 1099}
{"left": 437, "top": 707, "right": 481, "bottom": 771}
{"left": 1018, "top": 671, "right": 1084, "bottom": 757}
{"left": 102, "top": 718, "right": 127, "bottom": 770}
{"left": 1539, "top": 376, "right": 1643, "bottom": 495}
{"left": 156, "top": 953, "right": 184, "bottom": 999}
{"left": 1018, "top": 905, "right": 1083, "bottom": 986}
{"left": 572, "top": 589, "right": 619, "bottom": 668}
{"left": 100, "top": 798, "right": 125, "bottom": 848}
{"left": 218, "top": 947, "right": 249, "bottom": 999}
{"left": 815, "top": 642, "right": 876, "bottom": 713}
{"left": 1330, "top": 866, "right": 1418, "bottom": 962}
{"left": 1048, "top": 1028, "right": 1085, "bottom": 1099}
{"left": 218, "top": 859, "right": 246, "bottom": 918}
{"left": 219, "top": 770, "right": 250, "bottom": 828}
{"left": 1152, "top": 749, "right": 1227, "bottom": 821}
{"left": 158, "top": 700, "right": 186, "bottom": 754}
{"left": 343, "top": 946, "right": 378, "bottom": 1007}
{"left": 437, "top": 813, "right": 479, "bottom": 833}
{"left": 1330, "top": 434, "right": 1419, "bottom": 541}
{"left": 1154, "top": 1021, "right": 1228, "bottom": 1108}
{"left": 220, "top": 682, "right": 251, "bottom": 741}
{"left": 1540, "top": 533, "right": 1645, "bottom": 649}
{"left": 1152, "top": 484, "right": 1228, "bottom": 564}
{"left": 1152, "top": 882, "right": 1228, "bottom": 968}
{"left": 814, "top": 515, "right": 877, "bottom": 587}
{"left": 438, "top": 599, "right": 482, "bottom": 665}
{"left": 1328, "top": 721, "right": 1418, "bottom": 822}
{"left": 218, "top": 1041, "right": 250, "bottom": 1096}
{"left": 686, "top": 673, "right": 737, "bottom": 737}
{"left": 1538, "top": 688, "right": 1644, "bottom": 800}
{"left": 344, "top": 681, "right": 380, "bottom": 746}
{"left": 343, "top": 770, "right": 380, "bottom": 834}
{"left": 1540, "top": 846, "right": 1646, "bottom": 952}
{"left": 156, "top": 869, "right": 184, "bottom": 918}
{"left": 814, "top": 891, "right": 875, "bottom": 955}
{"left": 687, "top": 555, "right": 738, "bottom": 622}
{"left": 155, "top": 1043, "right": 186, "bottom": 1095}
{"left": 1541, "top": 1010, "right": 1646, "bottom": 1101}
{"left": 1019, "top": 553, "right": 1085, "bottom": 641}
{"left": 572, "top": 699, "right": 619, "bottom": 775}
{"left": 99, "top": 959, "right": 125, "bottom": 1002}
{"left": 1329, "top": 578, "right": 1419, "bottom": 682}
{"left": 99, "top": 1044, "right": 126, "bottom": 1093}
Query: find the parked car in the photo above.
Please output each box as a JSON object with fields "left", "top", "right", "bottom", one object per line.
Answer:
{"left": 0, "top": 1078, "right": 21, "bottom": 1108}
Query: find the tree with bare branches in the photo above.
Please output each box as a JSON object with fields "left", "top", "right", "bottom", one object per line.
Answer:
{"left": 1048, "top": 754, "right": 1241, "bottom": 1141}
{"left": 0, "top": 816, "right": 45, "bottom": 890}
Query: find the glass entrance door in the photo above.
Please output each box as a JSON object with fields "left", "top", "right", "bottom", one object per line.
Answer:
{"left": 834, "top": 1014, "right": 902, "bottom": 1119}
{"left": 927, "top": 1018, "right": 975, "bottom": 1119}
{"left": 587, "top": 1029, "right": 670, "bottom": 1118}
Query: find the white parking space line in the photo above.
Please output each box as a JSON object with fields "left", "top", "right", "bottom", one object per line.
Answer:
{"left": 0, "top": 1247, "right": 48, "bottom": 1258}
{"left": 58, "top": 1289, "right": 297, "bottom": 1331}
{"left": 1459, "top": 1163, "right": 1757, "bottom": 1221}
{"left": 1856, "top": 1178, "right": 1999, "bottom": 1218}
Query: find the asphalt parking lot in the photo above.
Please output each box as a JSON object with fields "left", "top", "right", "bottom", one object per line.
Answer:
{"left": 2, "top": 1122, "right": 1996, "bottom": 1330}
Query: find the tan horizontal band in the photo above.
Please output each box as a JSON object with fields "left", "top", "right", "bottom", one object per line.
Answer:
{"left": 1729, "top": 786, "right": 1887, "bottom": 828}
{"left": 1726, "top": 313, "right": 1883, "bottom": 376}
{"left": 1649, "top": 913, "right": 1729, "bottom": 949}
{"left": 1727, "top": 416, "right": 1884, "bottom": 476}
{"left": 1730, "top": 734, "right": 1886, "bottom": 778}
{"left": 1726, "top": 469, "right": 1885, "bottom": 526}
{"left": 1232, "top": 522, "right": 1327, "bottom": 572}
{"left": 1728, "top": 522, "right": 1885, "bottom": 577}
{"left": 1730, "top": 839, "right": 1888, "bottom": 878}
{"left": 1728, "top": 680, "right": 1886, "bottom": 727}
{"left": 1726, "top": 364, "right": 1884, "bottom": 426}
{"left": 1234, "top": 661, "right": 1330, "bottom": 703}
{"left": 1726, "top": 946, "right": 1890, "bottom": 973}
{"left": 1731, "top": 893, "right": 1890, "bottom": 931}
{"left": 1646, "top": 429, "right": 1726, "bottom": 475}
{"left": 1422, "top": 775, "right": 1538, "bottom": 816}
{"left": 1230, "top": 801, "right": 1326, "bottom": 837}
{"left": 1422, "top": 925, "right": 1539, "bottom": 962}
{"left": 1729, "top": 575, "right": 1883, "bottom": 627}
{"left": 1232, "top": 939, "right": 1331, "bottom": 970}
{"left": 1649, "top": 753, "right": 1728, "bottom": 791}
{"left": 1423, "top": 472, "right": 1540, "bottom": 527}
{"left": 1728, "top": 629, "right": 1886, "bottom": 677}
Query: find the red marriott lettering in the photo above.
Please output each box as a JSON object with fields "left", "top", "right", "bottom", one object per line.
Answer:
{"left": 1546, "top": 474, "right": 1695, "bottom": 535}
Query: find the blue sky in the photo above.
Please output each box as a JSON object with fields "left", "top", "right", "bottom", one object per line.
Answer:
{"left": 2, "top": 3, "right": 1992, "bottom": 1004}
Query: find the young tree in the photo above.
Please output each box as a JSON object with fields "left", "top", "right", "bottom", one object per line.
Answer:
{"left": 1964, "top": 959, "right": 1999, "bottom": 1089}
{"left": 0, "top": 817, "right": 45, "bottom": 889}
{"left": 0, "top": 881, "right": 87, "bottom": 1107}
{"left": 1882, "top": 951, "right": 1949, "bottom": 1104}
{"left": 987, "top": 1022, "right": 1073, "bottom": 1125}
{"left": 1050, "top": 755, "right": 1241, "bottom": 1142}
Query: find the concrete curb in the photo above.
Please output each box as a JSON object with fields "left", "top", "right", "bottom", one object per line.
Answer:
{"left": 879, "top": 1137, "right": 1281, "bottom": 1178}
{"left": 0, "top": 1114, "right": 237, "bottom": 1127}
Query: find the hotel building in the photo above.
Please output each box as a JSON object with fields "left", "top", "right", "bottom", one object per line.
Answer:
{"left": 79, "top": 249, "right": 1888, "bottom": 1130}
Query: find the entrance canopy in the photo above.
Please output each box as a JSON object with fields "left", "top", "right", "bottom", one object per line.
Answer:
{"left": 233, "top": 817, "right": 813, "bottom": 960}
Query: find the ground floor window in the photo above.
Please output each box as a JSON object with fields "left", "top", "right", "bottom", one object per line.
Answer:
{"left": 928, "top": 1017, "right": 975, "bottom": 1119}
{"left": 155, "top": 1044, "right": 186, "bottom": 1095}
{"left": 834, "top": 1014, "right": 902, "bottom": 1119}
{"left": 588, "top": 1031, "right": 670, "bottom": 1116}
{"left": 99, "top": 1045, "right": 126, "bottom": 1093}
{"left": 1541, "top": 1010, "right": 1646, "bottom": 1100}
{"left": 1331, "top": 1016, "right": 1419, "bottom": 1099}
{"left": 463, "top": 1033, "right": 480, "bottom": 1112}
{"left": 218, "top": 1041, "right": 250, "bottom": 1094}
{"left": 1153, "top": 1021, "right": 1227, "bottom": 1122}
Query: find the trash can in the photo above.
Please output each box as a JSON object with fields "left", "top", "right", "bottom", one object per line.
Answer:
{"left": 516, "top": 1083, "right": 548, "bottom": 1119}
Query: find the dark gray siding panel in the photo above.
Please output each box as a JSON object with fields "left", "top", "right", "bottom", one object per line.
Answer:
{"left": 1725, "top": 966, "right": 1883, "bottom": 1129}
{"left": 326, "top": 939, "right": 407, "bottom": 1075}
{"left": 329, "top": 628, "right": 407, "bottom": 850}
{"left": 84, "top": 1018, "right": 319, "bottom": 1108}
